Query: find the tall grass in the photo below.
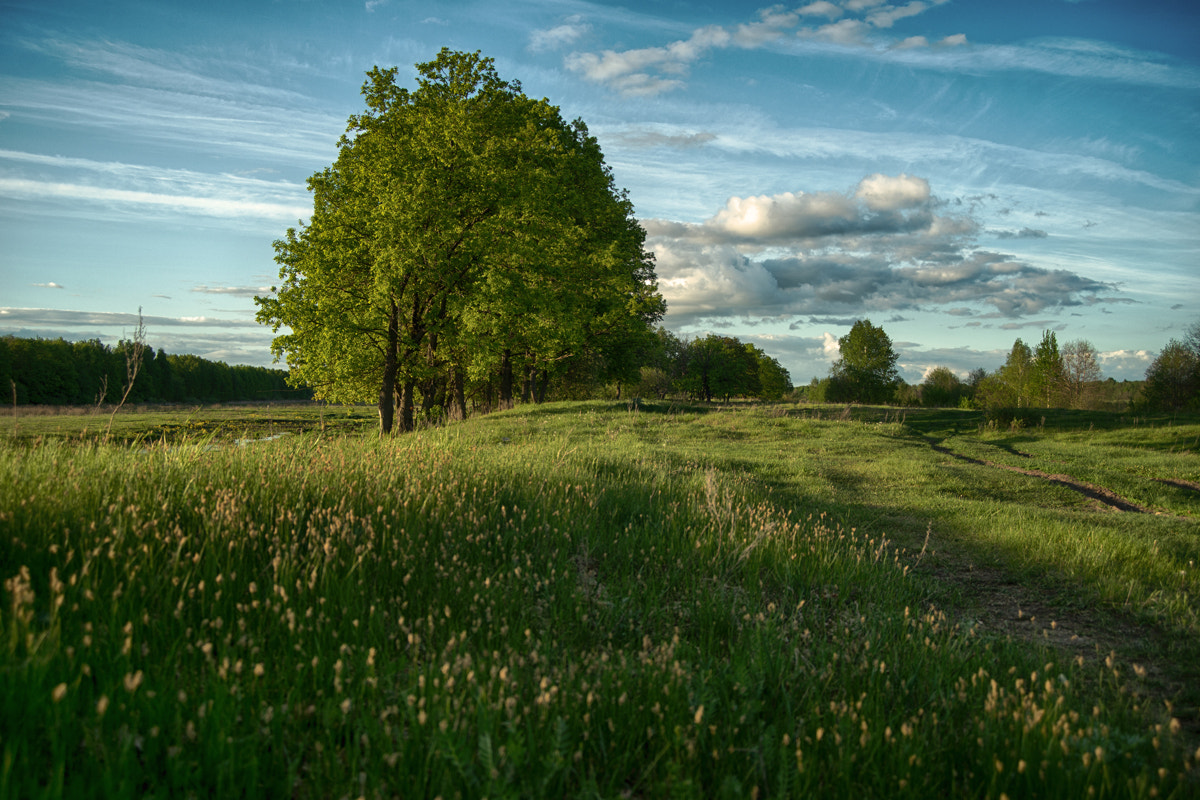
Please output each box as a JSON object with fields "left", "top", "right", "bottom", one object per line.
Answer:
{"left": 1, "top": 402, "right": 1195, "bottom": 797}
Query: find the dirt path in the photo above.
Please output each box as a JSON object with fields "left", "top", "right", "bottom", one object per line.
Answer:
{"left": 913, "top": 437, "right": 1200, "bottom": 745}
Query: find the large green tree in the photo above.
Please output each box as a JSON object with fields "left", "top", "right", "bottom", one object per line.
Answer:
{"left": 256, "top": 49, "right": 662, "bottom": 433}
{"left": 827, "top": 319, "right": 900, "bottom": 404}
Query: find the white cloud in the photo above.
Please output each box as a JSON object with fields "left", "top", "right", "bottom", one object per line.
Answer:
{"left": 643, "top": 175, "right": 1118, "bottom": 328}
{"left": 529, "top": 16, "right": 590, "bottom": 52}
{"left": 733, "top": 7, "right": 802, "bottom": 47}
{"left": 566, "top": 1, "right": 964, "bottom": 95}
{"left": 0, "top": 149, "right": 310, "bottom": 223}
{"left": 32, "top": 282, "right": 65, "bottom": 289}
{"left": 645, "top": 174, "right": 947, "bottom": 247}
{"left": 0, "top": 178, "right": 309, "bottom": 221}
{"left": 798, "top": 2, "right": 843, "bottom": 19}
{"left": 867, "top": 2, "right": 929, "bottom": 29}
{"left": 804, "top": 19, "right": 870, "bottom": 45}
{"left": 709, "top": 191, "right": 858, "bottom": 240}
{"left": 822, "top": 331, "right": 841, "bottom": 358}
{"left": 0, "top": 308, "right": 262, "bottom": 328}
{"left": 854, "top": 173, "right": 930, "bottom": 211}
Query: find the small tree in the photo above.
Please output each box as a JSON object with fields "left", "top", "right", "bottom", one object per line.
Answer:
{"left": 1061, "top": 339, "right": 1102, "bottom": 409}
{"left": 1030, "top": 330, "right": 1064, "bottom": 408}
{"left": 997, "top": 339, "right": 1033, "bottom": 407}
{"left": 827, "top": 319, "right": 900, "bottom": 404}
{"left": 920, "top": 366, "right": 966, "bottom": 408}
{"left": 106, "top": 308, "right": 146, "bottom": 437}
{"left": 1142, "top": 340, "right": 1199, "bottom": 411}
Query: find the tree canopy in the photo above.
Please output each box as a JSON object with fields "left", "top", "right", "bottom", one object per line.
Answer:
{"left": 256, "top": 49, "right": 664, "bottom": 433}
{"left": 1142, "top": 338, "right": 1199, "bottom": 411}
{"left": 826, "top": 319, "right": 900, "bottom": 403}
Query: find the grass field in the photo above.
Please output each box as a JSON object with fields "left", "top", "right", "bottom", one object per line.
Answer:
{"left": 2, "top": 400, "right": 1198, "bottom": 798}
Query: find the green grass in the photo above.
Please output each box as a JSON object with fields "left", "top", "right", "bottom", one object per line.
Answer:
{"left": 1, "top": 401, "right": 1197, "bottom": 798}
{"left": 0, "top": 401, "right": 375, "bottom": 444}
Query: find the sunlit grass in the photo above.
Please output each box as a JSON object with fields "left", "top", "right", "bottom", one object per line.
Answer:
{"left": 1, "top": 401, "right": 1196, "bottom": 797}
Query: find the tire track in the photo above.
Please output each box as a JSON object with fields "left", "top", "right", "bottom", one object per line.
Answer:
{"left": 925, "top": 439, "right": 1152, "bottom": 513}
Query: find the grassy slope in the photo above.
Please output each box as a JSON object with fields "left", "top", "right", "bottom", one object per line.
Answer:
{"left": 1, "top": 401, "right": 1197, "bottom": 798}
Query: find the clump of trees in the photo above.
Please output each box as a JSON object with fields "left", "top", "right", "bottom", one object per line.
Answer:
{"left": 633, "top": 329, "right": 791, "bottom": 403}
{"left": 256, "top": 50, "right": 664, "bottom": 434}
{"left": 0, "top": 335, "right": 302, "bottom": 405}
{"left": 1139, "top": 320, "right": 1200, "bottom": 411}
{"left": 799, "top": 320, "right": 1126, "bottom": 411}
{"left": 969, "top": 331, "right": 1106, "bottom": 412}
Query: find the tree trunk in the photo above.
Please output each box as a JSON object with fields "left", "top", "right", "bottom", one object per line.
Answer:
{"left": 535, "top": 369, "right": 549, "bottom": 403}
{"left": 521, "top": 364, "right": 534, "bottom": 404}
{"left": 399, "top": 381, "right": 415, "bottom": 432}
{"left": 378, "top": 301, "right": 399, "bottom": 435}
{"left": 450, "top": 364, "right": 467, "bottom": 421}
{"left": 499, "top": 349, "right": 514, "bottom": 409}
{"left": 420, "top": 332, "right": 440, "bottom": 418}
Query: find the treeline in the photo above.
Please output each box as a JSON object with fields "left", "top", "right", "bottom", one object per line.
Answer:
{"left": 803, "top": 319, "right": 1200, "bottom": 413}
{"left": 0, "top": 336, "right": 308, "bottom": 405}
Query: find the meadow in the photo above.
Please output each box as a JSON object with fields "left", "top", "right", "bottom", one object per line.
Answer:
{"left": 1, "top": 401, "right": 1198, "bottom": 798}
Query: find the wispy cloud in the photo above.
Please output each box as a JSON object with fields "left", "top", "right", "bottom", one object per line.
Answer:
{"left": 0, "top": 178, "right": 309, "bottom": 220}
{"left": 0, "top": 309, "right": 280, "bottom": 367}
{"left": 0, "top": 37, "right": 344, "bottom": 165}
{"left": 32, "top": 282, "right": 65, "bottom": 289}
{"left": 0, "top": 149, "right": 310, "bottom": 223}
{"left": 0, "top": 308, "right": 263, "bottom": 328}
{"left": 528, "top": 15, "right": 590, "bottom": 53}
{"left": 993, "top": 227, "right": 1049, "bottom": 239}
{"left": 191, "top": 285, "right": 275, "bottom": 297}
{"left": 567, "top": 3, "right": 1195, "bottom": 97}
{"left": 567, "top": 1, "right": 965, "bottom": 95}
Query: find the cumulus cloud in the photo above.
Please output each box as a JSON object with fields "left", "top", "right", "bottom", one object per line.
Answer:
{"left": 644, "top": 174, "right": 1118, "bottom": 328}
{"left": 821, "top": 331, "right": 841, "bottom": 358}
{"left": 854, "top": 173, "right": 930, "bottom": 211}
{"left": 643, "top": 174, "right": 950, "bottom": 247}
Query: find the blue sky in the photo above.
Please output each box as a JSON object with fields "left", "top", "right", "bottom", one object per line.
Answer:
{"left": 2, "top": 0, "right": 1197, "bottom": 384}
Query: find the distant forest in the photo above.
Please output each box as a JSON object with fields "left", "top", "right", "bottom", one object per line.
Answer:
{"left": 0, "top": 336, "right": 309, "bottom": 405}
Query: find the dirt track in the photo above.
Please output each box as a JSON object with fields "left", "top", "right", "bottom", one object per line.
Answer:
{"left": 913, "top": 436, "right": 1200, "bottom": 744}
